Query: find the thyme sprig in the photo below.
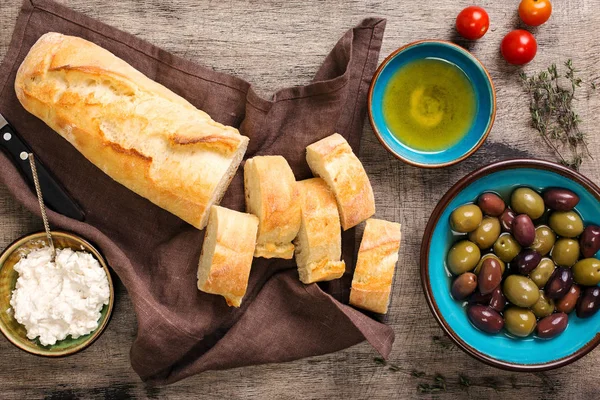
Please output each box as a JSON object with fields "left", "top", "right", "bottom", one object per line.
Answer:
{"left": 520, "top": 59, "right": 592, "bottom": 170}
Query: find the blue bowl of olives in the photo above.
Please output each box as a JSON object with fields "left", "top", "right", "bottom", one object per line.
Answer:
{"left": 421, "top": 159, "right": 600, "bottom": 371}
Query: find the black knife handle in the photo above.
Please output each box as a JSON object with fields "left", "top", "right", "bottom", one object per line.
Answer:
{"left": 0, "top": 123, "right": 85, "bottom": 221}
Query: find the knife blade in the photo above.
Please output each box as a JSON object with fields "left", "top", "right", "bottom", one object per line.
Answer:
{"left": 0, "top": 113, "right": 85, "bottom": 221}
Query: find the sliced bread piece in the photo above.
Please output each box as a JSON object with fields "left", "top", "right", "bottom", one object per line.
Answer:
{"left": 244, "top": 155, "right": 301, "bottom": 259}
{"left": 349, "top": 218, "right": 402, "bottom": 314}
{"left": 305, "top": 133, "right": 375, "bottom": 231}
{"left": 294, "top": 178, "right": 345, "bottom": 284}
{"left": 197, "top": 205, "right": 259, "bottom": 307}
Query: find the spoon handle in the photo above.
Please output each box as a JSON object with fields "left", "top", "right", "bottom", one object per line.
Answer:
{"left": 28, "top": 153, "right": 55, "bottom": 260}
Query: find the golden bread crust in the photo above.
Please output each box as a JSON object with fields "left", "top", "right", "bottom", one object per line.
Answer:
{"left": 14, "top": 33, "right": 249, "bottom": 229}
{"left": 349, "top": 218, "right": 401, "bottom": 314}
{"left": 305, "top": 133, "right": 375, "bottom": 230}
{"left": 197, "top": 206, "right": 259, "bottom": 307}
{"left": 244, "top": 156, "right": 301, "bottom": 259}
{"left": 294, "top": 178, "right": 345, "bottom": 284}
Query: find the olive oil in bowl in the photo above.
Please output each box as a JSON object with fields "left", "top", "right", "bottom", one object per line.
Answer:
{"left": 382, "top": 58, "right": 476, "bottom": 152}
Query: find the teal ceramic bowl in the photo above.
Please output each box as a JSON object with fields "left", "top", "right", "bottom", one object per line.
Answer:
{"left": 421, "top": 159, "right": 600, "bottom": 371}
{"left": 368, "top": 40, "right": 496, "bottom": 168}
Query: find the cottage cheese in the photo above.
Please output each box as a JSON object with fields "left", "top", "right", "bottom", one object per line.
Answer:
{"left": 10, "top": 247, "right": 110, "bottom": 346}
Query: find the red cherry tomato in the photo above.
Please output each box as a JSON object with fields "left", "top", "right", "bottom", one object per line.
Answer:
{"left": 456, "top": 6, "right": 490, "bottom": 40}
{"left": 519, "top": 0, "right": 552, "bottom": 27}
{"left": 501, "top": 30, "right": 537, "bottom": 65}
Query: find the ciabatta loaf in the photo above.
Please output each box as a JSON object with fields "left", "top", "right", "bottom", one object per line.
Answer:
{"left": 15, "top": 33, "right": 248, "bottom": 229}
{"left": 294, "top": 178, "right": 345, "bottom": 284}
{"left": 306, "top": 133, "right": 375, "bottom": 230}
{"left": 244, "top": 155, "right": 301, "bottom": 259}
{"left": 197, "top": 206, "right": 258, "bottom": 307}
{"left": 350, "top": 218, "right": 401, "bottom": 314}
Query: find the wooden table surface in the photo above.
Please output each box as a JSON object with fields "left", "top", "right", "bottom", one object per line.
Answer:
{"left": 2, "top": 0, "right": 600, "bottom": 398}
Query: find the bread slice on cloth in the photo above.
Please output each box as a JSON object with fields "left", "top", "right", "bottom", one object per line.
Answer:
{"left": 306, "top": 133, "right": 375, "bottom": 231}
{"left": 197, "top": 206, "right": 258, "bottom": 307}
{"left": 294, "top": 178, "right": 345, "bottom": 284}
{"left": 350, "top": 218, "right": 401, "bottom": 314}
{"left": 244, "top": 155, "right": 301, "bottom": 259}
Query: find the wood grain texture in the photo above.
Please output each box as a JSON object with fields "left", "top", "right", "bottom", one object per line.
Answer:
{"left": 1, "top": 0, "right": 600, "bottom": 398}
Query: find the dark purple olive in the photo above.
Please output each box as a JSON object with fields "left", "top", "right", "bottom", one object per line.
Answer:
{"left": 513, "top": 214, "right": 536, "bottom": 247}
{"left": 500, "top": 208, "right": 516, "bottom": 233}
{"left": 478, "top": 258, "right": 503, "bottom": 295}
{"left": 467, "top": 305, "right": 504, "bottom": 333}
{"left": 577, "top": 286, "right": 600, "bottom": 318}
{"left": 478, "top": 193, "right": 506, "bottom": 217}
{"left": 556, "top": 284, "right": 581, "bottom": 314}
{"left": 543, "top": 188, "right": 580, "bottom": 211}
{"left": 580, "top": 225, "right": 600, "bottom": 258}
{"left": 545, "top": 267, "right": 574, "bottom": 299}
{"left": 515, "top": 249, "right": 542, "bottom": 276}
{"left": 489, "top": 287, "right": 506, "bottom": 312}
{"left": 468, "top": 290, "right": 492, "bottom": 305}
{"left": 451, "top": 273, "right": 478, "bottom": 300}
{"left": 537, "top": 313, "right": 569, "bottom": 339}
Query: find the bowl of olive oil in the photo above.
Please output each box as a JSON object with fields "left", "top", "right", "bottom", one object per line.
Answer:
{"left": 368, "top": 40, "right": 496, "bottom": 168}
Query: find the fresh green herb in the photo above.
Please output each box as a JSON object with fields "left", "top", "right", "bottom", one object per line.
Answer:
{"left": 520, "top": 59, "right": 592, "bottom": 170}
{"left": 417, "top": 375, "right": 447, "bottom": 394}
{"left": 373, "top": 356, "right": 386, "bottom": 365}
{"left": 535, "top": 372, "right": 557, "bottom": 392}
{"left": 388, "top": 364, "right": 401, "bottom": 372}
{"left": 411, "top": 370, "right": 426, "bottom": 378}
{"left": 459, "top": 374, "right": 470, "bottom": 389}
{"left": 432, "top": 335, "right": 454, "bottom": 350}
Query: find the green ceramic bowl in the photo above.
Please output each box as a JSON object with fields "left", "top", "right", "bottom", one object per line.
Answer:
{"left": 0, "top": 231, "right": 114, "bottom": 357}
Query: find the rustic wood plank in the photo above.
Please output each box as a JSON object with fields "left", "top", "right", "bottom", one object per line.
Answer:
{"left": 1, "top": 0, "right": 600, "bottom": 398}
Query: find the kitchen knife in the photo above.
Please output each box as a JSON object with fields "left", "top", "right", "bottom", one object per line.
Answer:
{"left": 0, "top": 112, "right": 85, "bottom": 221}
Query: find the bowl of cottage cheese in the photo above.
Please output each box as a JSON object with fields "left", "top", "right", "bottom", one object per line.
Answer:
{"left": 0, "top": 231, "right": 113, "bottom": 356}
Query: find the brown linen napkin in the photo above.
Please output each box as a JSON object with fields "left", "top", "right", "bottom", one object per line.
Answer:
{"left": 0, "top": 0, "right": 392, "bottom": 384}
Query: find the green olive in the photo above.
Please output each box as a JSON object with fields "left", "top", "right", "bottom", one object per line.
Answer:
{"left": 549, "top": 211, "right": 584, "bottom": 238}
{"left": 503, "top": 275, "right": 540, "bottom": 307}
{"left": 511, "top": 188, "right": 545, "bottom": 220}
{"left": 504, "top": 307, "right": 537, "bottom": 337}
{"left": 447, "top": 240, "right": 481, "bottom": 275}
{"left": 530, "top": 258, "right": 556, "bottom": 288}
{"left": 530, "top": 226, "right": 556, "bottom": 256}
{"left": 531, "top": 291, "right": 555, "bottom": 318}
{"left": 551, "top": 238, "right": 580, "bottom": 267}
{"left": 572, "top": 258, "right": 600, "bottom": 286}
{"left": 468, "top": 217, "right": 501, "bottom": 249}
{"left": 451, "top": 204, "right": 483, "bottom": 233}
{"left": 474, "top": 253, "right": 506, "bottom": 275}
{"left": 493, "top": 234, "right": 521, "bottom": 263}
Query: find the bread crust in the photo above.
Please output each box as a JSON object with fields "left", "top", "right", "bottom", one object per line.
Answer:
{"left": 294, "top": 178, "right": 345, "bottom": 284}
{"left": 244, "top": 156, "right": 301, "bottom": 259}
{"left": 197, "top": 206, "right": 259, "bottom": 307}
{"left": 349, "top": 218, "right": 401, "bottom": 314}
{"left": 305, "top": 133, "right": 375, "bottom": 230}
{"left": 14, "top": 32, "right": 249, "bottom": 229}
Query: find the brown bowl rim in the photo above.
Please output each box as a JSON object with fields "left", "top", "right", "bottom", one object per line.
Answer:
{"left": 0, "top": 230, "right": 114, "bottom": 357}
{"left": 420, "top": 158, "right": 600, "bottom": 371}
{"left": 367, "top": 39, "right": 497, "bottom": 169}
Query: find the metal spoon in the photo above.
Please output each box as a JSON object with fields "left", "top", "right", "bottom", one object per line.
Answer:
{"left": 28, "top": 153, "right": 55, "bottom": 261}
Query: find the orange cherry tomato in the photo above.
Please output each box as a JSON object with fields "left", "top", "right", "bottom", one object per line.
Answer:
{"left": 456, "top": 6, "right": 490, "bottom": 40}
{"left": 501, "top": 30, "right": 537, "bottom": 65}
{"left": 519, "top": 0, "right": 552, "bottom": 26}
